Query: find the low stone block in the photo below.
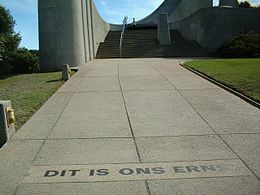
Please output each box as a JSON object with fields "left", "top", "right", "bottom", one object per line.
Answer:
{"left": 0, "top": 100, "right": 15, "bottom": 148}
{"left": 62, "top": 64, "right": 71, "bottom": 81}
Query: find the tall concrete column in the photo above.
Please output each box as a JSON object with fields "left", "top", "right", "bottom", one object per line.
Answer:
{"left": 39, "top": 0, "right": 86, "bottom": 71}
{"left": 86, "top": 0, "right": 95, "bottom": 60}
{"left": 219, "top": 0, "right": 238, "bottom": 7}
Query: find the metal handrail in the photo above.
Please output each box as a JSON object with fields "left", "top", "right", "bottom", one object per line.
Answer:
{"left": 119, "top": 16, "right": 128, "bottom": 57}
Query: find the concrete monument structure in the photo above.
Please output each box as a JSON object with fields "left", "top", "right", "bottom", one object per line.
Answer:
{"left": 39, "top": 0, "right": 260, "bottom": 71}
{"left": 219, "top": 0, "right": 238, "bottom": 7}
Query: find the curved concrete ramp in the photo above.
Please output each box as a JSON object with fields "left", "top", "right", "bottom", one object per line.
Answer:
{"left": 137, "top": 0, "right": 212, "bottom": 25}
{"left": 137, "top": 0, "right": 181, "bottom": 25}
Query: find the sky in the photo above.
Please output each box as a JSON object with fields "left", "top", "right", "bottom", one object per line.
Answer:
{"left": 0, "top": 0, "right": 259, "bottom": 49}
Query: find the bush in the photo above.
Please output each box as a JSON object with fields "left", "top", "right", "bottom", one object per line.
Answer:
{"left": 9, "top": 48, "right": 39, "bottom": 74}
{"left": 238, "top": 1, "right": 251, "bottom": 8}
{"left": 0, "top": 59, "right": 13, "bottom": 76}
{"left": 217, "top": 32, "right": 260, "bottom": 58}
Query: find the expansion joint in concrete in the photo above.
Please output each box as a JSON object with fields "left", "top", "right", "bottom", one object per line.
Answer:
{"left": 117, "top": 62, "right": 142, "bottom": 163}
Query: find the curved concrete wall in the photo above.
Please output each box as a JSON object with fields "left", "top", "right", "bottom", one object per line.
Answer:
{"left": 39, "top": 0, "right": 109, "bottom": 71}
{"left": 137, "top": 0, "right": 181, "bottom": 25}
{"left": 169, "top": 0, "right": 212, "bottom": 22}
{"left": 171, "top": 7, "right": 260, "bottom": 52}
{"left": 137, "top": 0, "right": 212, "bottom": 25}
{"left": 91, "top": 0, "right": 110, "bottom": 55}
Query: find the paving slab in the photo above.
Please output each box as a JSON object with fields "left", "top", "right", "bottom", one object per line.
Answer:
{"left": 76, "top": 76, "right": 120, "bottom": 92}
{"left": 180, "top": 88, "right": 258, "bottom": 113}
{"left": 181, "top": 89, "right": 260, "bottom": 134}
{"left": 0, "top": 140, "right": 43, "bottom": 195}
{"left": 16, "top": 181, "right": 148, "bottom": 195}
{"left": 119, "top": 64, "right": 159, "bottom": 76}
{"left": 57, "top": 77, "right": 83, "bottom": 93}
{"left": 222, "top": 134, "right": 260, "bottom": 178}
{"left": 148, "top": 176, "right": 260, "bottom": 195}
{"left": 136, "top": 136, "right": 236, "bottom": 162}
{"left": 33, "top": 138, "right": 139, "bottom": 165}
{"left": 124, "top": 90, "right": 213, "bottom": 137}
{"left": 13, "top": 114, "right": 59, "bottom": 140}
{"left": 49, "top": 92, "right": 131, "bottom": 139}
{"left": 80, "top": 64, "right": 118, "bottom": 77}
{"left": 165, "top": 75, "right": 218, "bottom": 90}
{"left": 35, "top": 93, "right": 73, "bottom": 116}
{"left": 151, "top": 65, "right": 191, "bottom": 76}
{"left": 120, "top": 75, "right": 173, "bottom": 91}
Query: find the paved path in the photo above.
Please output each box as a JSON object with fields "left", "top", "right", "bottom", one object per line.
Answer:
{"left": 1, "top": 58, "right": 259, "bottom": 194}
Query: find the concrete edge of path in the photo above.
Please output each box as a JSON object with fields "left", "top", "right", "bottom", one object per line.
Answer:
{"left": 180, "top": 62, "right": 260, "bottom": 109}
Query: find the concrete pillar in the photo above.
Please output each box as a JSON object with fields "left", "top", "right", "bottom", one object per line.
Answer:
{"left": 158, "top": 13, "right": 171, "bottom": 45}
{"left": 86, "top": 0, "right": 95, "bottom": 60}
{"left": 82, "top": 0, "right": 90, "bottom": 62}
{"left": 39, "top": 0, "right": 86, "bottom": 72}
{"left": 219, "top": 0, "right": 238, "bottom": 7}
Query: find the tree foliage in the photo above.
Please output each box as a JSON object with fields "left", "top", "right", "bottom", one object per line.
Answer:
{"left": 0, "top": 5, "right": 39, "bottom": 75}
{"left": 0, "top": 5, "right": 21, "bottom": 60}
{"left": 0, "top": 33, "right": 21, "bottom": 58}
{"left": 217, "top": 32, "right": 260, "bottom": 58}
{"left": 0, "top": 5, "right": 14, "bottom": 34}
{"left": 238, "top": 1, "right": 252, "bottom": 8}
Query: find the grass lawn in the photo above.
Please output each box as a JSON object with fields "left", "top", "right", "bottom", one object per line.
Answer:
{"left": 0, "top": 72, "right": 64, "bottom": 129}
{"left": 184, "top": 58, "right": 260, "bottom": 102}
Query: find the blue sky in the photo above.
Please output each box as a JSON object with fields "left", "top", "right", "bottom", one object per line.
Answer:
{"left": 0, "top": 0, "right": 259, "bottom": 49}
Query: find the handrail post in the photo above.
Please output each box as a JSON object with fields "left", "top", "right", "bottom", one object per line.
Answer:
{"left": 119, "top": 16, "right": 128, "bottom": 58}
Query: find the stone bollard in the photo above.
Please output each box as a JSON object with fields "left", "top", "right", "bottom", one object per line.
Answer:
{"left": 62, "top": 64, "right": 71, "bottom": 81}
{"left": 0, "top": 100, "right": 15, "bottom": 148}
{"left": 158, "top": 13, "right": 171, "bottom": 45}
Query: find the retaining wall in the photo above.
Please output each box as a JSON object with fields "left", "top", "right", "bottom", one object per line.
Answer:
{"left": 171, "top": 7, "right": 260, "bottom": 52}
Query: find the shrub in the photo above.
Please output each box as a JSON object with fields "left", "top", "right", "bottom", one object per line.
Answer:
{"left": 238, "top": 1, "right": 251, "bottom": 8}
{"left": 0, "top": 59, "right": 13, "bottom": 76}
{"left": 217, "top": 32, "right": 260, "bottom": 58}
{"left": 9, "top": 48, "right": 39, "bottom": 74}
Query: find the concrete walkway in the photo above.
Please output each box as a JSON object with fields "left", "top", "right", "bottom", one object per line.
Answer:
{"left": 1, "top": 58, "right": 259, "bottom": 194}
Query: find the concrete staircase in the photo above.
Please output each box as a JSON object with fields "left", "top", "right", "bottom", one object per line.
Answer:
{"left": 96, "top": 28, "right": 209, "bottom": 58}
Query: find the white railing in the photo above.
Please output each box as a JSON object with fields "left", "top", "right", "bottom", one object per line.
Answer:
{"left": 119, "top": 16, "right": 128, "bottom": 57}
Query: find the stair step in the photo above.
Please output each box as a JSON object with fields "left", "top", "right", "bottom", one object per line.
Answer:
{"left": 97, "top": 29, "right": 209, "bottom": 58}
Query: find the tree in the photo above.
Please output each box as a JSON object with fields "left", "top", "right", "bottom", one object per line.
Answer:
{"left": 0, "top": 5, "right": 21, "bottom": 59}
{"left": 238, "top": 1, "right": 252, "bottom": 8}
{"left": 0, "top": 5, "right": 15, "bottom": 34}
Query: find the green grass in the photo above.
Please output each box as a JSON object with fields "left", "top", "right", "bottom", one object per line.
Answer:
{"left": 185, "top": 59, "right": 260, "bottom": 102}
{"left": 0, "top": 72, "right": 64, "bottom": 129}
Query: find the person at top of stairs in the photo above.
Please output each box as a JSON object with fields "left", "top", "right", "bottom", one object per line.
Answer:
{"left": 132, "top": 18, "right": 136, "bottom": 29}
